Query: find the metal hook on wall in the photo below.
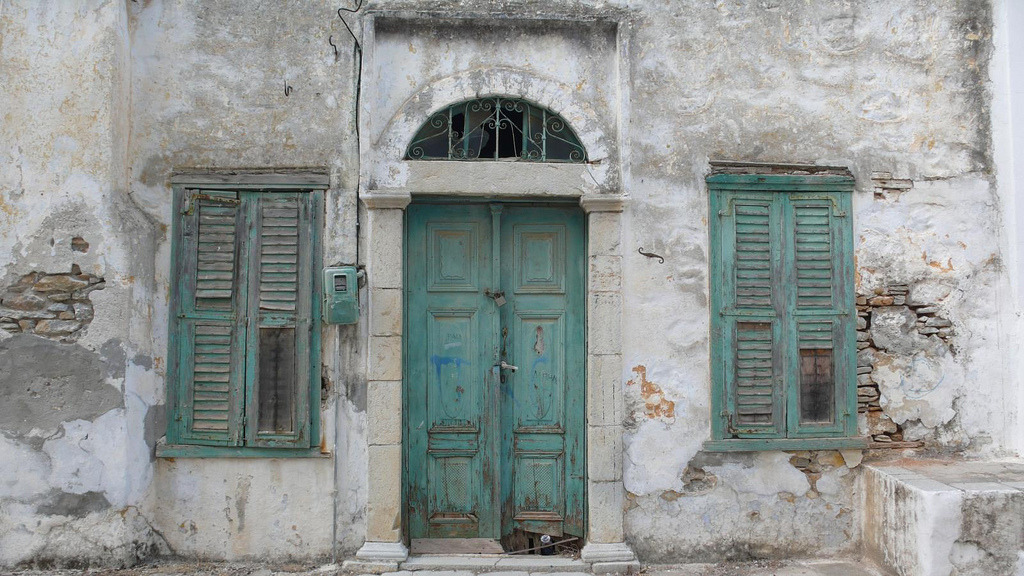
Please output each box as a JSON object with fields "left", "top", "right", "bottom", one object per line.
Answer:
{"left": 638, "top": 247, "right": 665, "bottom": 264}
{"left": 329, "top": 35, "right": 339, "bottom": 60}
{"left": 284, "top": 79, "right": 293, "bottom": 97}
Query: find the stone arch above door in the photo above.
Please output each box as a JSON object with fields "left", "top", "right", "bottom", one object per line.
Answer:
{"left": 405, "top": 96, "right": 588, "bottom": 163}
{"left": 366, "top": 67, "right": 621, "bottom": 196}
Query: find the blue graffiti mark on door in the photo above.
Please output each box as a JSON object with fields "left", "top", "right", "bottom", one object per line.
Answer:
{"left": 431, "top": 354, "right": 471, "bottom": 403}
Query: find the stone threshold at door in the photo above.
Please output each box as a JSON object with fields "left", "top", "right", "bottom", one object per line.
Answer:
{"left": 340, "top": 557, "right": 885, "bottom": 576}
{"left": 343, "top": 554, "right": 631, "bottom": 575}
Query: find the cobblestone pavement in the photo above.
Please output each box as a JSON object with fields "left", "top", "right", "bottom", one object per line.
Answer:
{"left": 3, "top": 558, "right": 886, "bottom": 576}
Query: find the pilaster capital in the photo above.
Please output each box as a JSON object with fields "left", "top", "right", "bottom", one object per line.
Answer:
{"left": 580, "top": 194, "right": 626, "bottom": 213}
{"left": 362, "top": 190, "right": 412, "bottom": 210}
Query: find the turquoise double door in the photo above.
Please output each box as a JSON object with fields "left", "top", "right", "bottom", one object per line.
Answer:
{"left": 405, "top": 202, "right": 586, "bottom": 545}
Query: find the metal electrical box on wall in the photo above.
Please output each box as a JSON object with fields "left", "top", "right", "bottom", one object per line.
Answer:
{"left": 323, "top": 266, "right": 359, "bottom": 324}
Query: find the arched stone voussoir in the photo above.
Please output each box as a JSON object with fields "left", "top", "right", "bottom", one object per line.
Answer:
{"left": 371, "top": 67, "right": 618, "bottom": 190}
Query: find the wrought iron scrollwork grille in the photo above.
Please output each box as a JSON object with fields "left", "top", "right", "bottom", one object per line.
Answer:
{"left": 406, "top": 97, "right": 587, "bottom": 163}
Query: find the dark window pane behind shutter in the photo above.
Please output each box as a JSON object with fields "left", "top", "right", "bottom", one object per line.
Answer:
{"left": 799, "top": 349, "right": 834, "bottom": 424}
{"left": 798, "top": 320, "right": 835, "bottom": 424}
{"left": 258, "top": 327, "right": 296, "bottom": 434}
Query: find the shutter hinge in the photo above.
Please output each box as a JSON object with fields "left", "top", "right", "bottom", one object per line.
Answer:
{"left": 723, "top": 411, "right": 737, "bottom": 436}
{"left": 183, "top": 193, "right": 241, "bottom": 216}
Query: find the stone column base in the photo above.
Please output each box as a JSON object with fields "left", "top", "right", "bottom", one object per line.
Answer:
{"left": 581, "top": 541, "right": 640, "bottom": 574}
{"left": 342, "top": 541, "right": 409, "bottom": 574}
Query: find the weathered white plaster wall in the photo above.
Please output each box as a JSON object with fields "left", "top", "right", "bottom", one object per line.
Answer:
{"left": 127, "top": 0, "right": 367, "bottom": 561}
{"left": 993, "top": 0, "right": 1024, "bottom": 458}
{"left": 614, "top": 0, "right": 1013, "bottom": 562}
{"left": 1, "top": 0, "right": 1019, "bottom": 569}
{"left": 0, "top": 0, "right": 164, "bottom": 567}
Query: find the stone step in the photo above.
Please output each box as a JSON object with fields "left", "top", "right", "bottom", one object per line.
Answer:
{"left": 401, "top": 555, "right": 589, "bottom": 573}
{"left": 863, "top": 459, "right": 1024, "bottom": 576}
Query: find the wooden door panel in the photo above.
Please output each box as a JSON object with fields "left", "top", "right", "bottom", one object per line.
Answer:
{"left": 407, "top": 204, "right": 498, "bottom": 540}
{"left": 513, "top": 225, "right": 566, "bottom": 294}
{"left": 428, "top": 222, "right": 482, "bottom": 292}
{"left": 427, "top": 310, "right": 481, "bottom": 428}
{"left": 423, "top": 309, "right": 485, "bottom": 536}
{"left": 511, "top": 312, "right": 565, "bottom": 430}
{"left": 407, "top": 203, "right": 585, "bottom": 544}
{"left": 501, "top": 206, "right": 586, "bottom": 539}
{"left": 512, "top": 432, "right": 567, "bottom": 536}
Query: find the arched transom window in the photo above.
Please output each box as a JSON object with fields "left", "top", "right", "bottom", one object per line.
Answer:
{"left": 406, "top": 97, "right": 587, "bottom": 163}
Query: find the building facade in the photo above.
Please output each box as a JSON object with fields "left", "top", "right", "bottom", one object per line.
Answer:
{"left": 1, "top": 1, "right": 1023, "bottom": 574}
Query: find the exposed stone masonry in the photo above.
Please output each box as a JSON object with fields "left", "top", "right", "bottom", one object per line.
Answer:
{"left": 855, "top": 284, "right": 953, "bottom": 443}
{"left": 871, "top": 172, "right": 913, "bottom": 200}
{"left": 788, "top": 451, "right": 854, "bottom": 500}
{"left": 0, "top": 267, "right": 105, "bottom": 341}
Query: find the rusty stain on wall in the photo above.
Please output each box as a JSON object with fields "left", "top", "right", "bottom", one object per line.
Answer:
{"left": 628, "top": 365, "right": 675, "bottom": 420}
{"left": 923, "top": 252, "right": 954, "bottom": 272}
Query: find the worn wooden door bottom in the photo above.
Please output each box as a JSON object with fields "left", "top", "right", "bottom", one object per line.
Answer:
{"left": 410, "top": 538, "right": 505, "bottom": 555}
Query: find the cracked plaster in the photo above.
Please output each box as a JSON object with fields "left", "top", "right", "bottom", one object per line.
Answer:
{"left": 0, "top": 0, "right": 1019, "bottom": 569}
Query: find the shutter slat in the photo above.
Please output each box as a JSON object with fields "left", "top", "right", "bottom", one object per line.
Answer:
{"left": 732, "top": 202, "right": 773, "bottom": 310}
{"left": 186, "top": 319, "right": 237, "bottom": 437}
{"left": 258, "top": 197, "right": 300, "bottom": 312}
{"left": 794, "top": 204, "right": 833, "bottom": 309}
{"left": 733, "top": 321, "right": 777, "bottom": 426}
{"left": 194, "top": 198, "right": 239, "bottom": 311}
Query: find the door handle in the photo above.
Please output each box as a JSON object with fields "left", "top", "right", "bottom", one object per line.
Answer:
{"left": 498, "top": 361, "right": 518, "bottom": 372}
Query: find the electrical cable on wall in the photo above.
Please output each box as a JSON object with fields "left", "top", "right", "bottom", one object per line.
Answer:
{"left": 331, "top": 1, "right": 364, "bottom": 565}
{"left": 337, "top": 0, "right": 364, "bottom": 267}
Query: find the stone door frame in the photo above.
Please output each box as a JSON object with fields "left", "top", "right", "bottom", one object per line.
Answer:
{"left": 356, "top": 192, "right": 633, "bottom": 569}
{"left": 350, "top": 10, "right": 637, "bottom": 571}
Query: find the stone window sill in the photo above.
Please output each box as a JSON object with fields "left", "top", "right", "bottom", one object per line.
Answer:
{"left": 703, "top": 437, "right": 869, "bottom": 452}
{"left": 156, "top": 439, "right": 331, "bottom": 459}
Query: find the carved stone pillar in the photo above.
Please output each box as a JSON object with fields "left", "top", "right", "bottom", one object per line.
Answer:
{"left": 579, "top": 194, "right": 639, "bottom": 573}
{"left": 348, "top": 191, "right": 412, "bottom": 571}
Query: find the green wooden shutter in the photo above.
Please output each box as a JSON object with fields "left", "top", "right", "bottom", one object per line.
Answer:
{"left": 709, "top": 174, "right": 857, "bottom": 448}
{"left": 173, "top": 190, "right": 247, "bottom": 446}
{"left": 785, "top": 193, "right": 855, "bottom": 437}
{"left": 713, "top": 192, "right": 785, "bottom": 438}
{"left": 244, "top": 192, "right": 317, "bottom": 448}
